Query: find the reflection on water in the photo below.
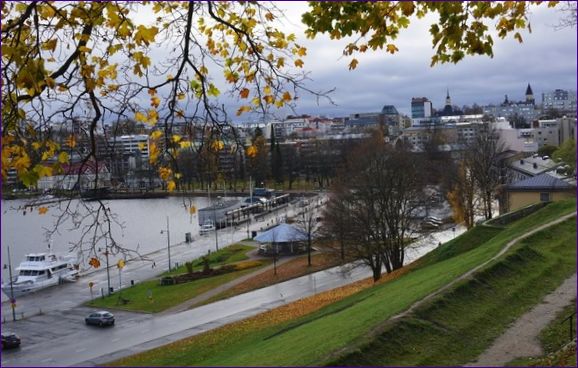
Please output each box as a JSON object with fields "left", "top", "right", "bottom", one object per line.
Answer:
{"left": 1, "top": 196, "right": 213, "bottom": 283}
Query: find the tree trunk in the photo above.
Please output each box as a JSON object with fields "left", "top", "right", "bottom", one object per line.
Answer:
{"left": 372, "top": 266, "right": 382, "bottom": 282}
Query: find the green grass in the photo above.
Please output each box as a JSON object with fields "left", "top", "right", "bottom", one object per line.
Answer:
{"left": 87, "top": 265, "right": 267, "bottom": 313}
{"left": 86, "top": 243, "right": 264, "bottom": 313}
{"left": 163, "top": 243, "right": 254, "bottom": 276}
{"left": 332, "top": 218, "right": 576, "bottom": 366}
{"left": 418, "top": 224, "right": 503, "bottom": 266}
{"left": 111, "top": 199, "right": 576, "bottom": 366}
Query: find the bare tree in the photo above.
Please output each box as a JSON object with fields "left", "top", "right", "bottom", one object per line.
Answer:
{"left": 468, "top": 126, "right": 505, "bottom": 220}
{"left": 295, "top": 199, "right": 321, "bottom": 267}
{"left": 323, "top": 136, "right": 425, "bottom": 281}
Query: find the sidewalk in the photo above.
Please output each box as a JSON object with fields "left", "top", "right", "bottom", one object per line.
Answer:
{"left": 159, "top": 251, "right": 296, "bottom": 315}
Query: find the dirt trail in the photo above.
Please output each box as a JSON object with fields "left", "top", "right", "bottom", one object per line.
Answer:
{"left": 328, "top": 211, "right": 578, "bottom": 363}
{"left": 389, "top": 211, "right": 577, "bottom": 323}
{"left": 467, "top": 273, "right": 576, "bottom": 366}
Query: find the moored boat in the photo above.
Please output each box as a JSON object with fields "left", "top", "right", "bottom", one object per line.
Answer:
{"left": 1, "top": 253, "right": 80, "bottom": 297}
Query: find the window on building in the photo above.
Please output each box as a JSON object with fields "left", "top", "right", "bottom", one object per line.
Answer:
{"left": 540, "top": 192, "right": 550, "bottom": 202}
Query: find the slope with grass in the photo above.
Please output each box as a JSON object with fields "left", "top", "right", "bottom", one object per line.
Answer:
{"left": 109, "top": 199, "right": 576, "bottom": 366}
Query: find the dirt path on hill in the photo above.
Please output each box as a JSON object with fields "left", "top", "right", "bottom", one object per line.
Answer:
{"left": 467, "top": 273, "right": 577, "bottom": 366}
{"left": 389, "top": 211, "right": 577, "bottom": 322}
{"left": 327, "top": 211, "right": 578, "bottom": 363}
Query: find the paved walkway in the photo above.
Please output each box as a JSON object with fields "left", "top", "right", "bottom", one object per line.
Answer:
{"left": 467, "top": 273, "right": 577, "bottom": 366}
{"left": 160, "top": 249, "right": 296, "bottom": 315}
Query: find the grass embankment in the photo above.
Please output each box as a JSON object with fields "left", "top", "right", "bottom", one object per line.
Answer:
{"left": 333, "top": 217, "right": 576, "bottom": 366}
{"left": 87, "top": 244, "right": 268, "bottom": 313}
{"left": 109, "top": 199, "right": 576, "bottom": 366}
{"left": 507, "top": 301, "right": 577, "bottom": 367}
{"left": 199, "top": 252, "right": 342, "bottom": 307}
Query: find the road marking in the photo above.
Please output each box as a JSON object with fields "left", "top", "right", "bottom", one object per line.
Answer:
{"left": 76, "top": 347, "right": 87, "bottom": 353}
{"left": 41, "top": 358, "right": 54, "bottom": 363}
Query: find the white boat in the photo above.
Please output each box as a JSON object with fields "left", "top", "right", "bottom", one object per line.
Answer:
{"left": 1, "top": 253, "right": 80, "bottom": 297}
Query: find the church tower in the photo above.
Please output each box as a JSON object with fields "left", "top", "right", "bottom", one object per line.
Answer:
{"left": 525, "top": 83, "right": 535, "bottom": 105}
{"left": 445, "top": 88, "right": 452, "bottom": 107}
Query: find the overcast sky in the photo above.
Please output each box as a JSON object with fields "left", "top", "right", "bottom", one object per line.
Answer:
{"left": 248, "top": 2, "right": 577, "bottom": 119}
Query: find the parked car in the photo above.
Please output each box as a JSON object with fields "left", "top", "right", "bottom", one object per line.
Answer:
{"left": 85, "top": 311, "right": 115, "bottom": 327}
{"left": 199, "top": 223, "right": 215, "bottom": 235}
{"left": 1, "top": 332, "right": 21, "bottom": 349}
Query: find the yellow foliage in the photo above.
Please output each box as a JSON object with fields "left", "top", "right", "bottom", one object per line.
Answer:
{"left": 38, "top": 207, "right": 48, "bottom": 215}
{"left": 167, "top": 180, "right": 176, "bottom": 192}
{"left": 246, "top": 145, "right": 257, "bottom": 158}
{"left": 57, "top": 152, "right": 69, "bottom": 164}
{"left": 159, "top": 167, "right": 172, "bottom": 180}
{"left": 134, "top": 25, "right": 159, "bottom": 46}
{"left": 135, "top": 111, "right": 147, "bottom": 123}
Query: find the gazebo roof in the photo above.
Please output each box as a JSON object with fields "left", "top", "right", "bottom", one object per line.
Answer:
{"left": 254, "top": 223, "right": 307, "bottom": 243}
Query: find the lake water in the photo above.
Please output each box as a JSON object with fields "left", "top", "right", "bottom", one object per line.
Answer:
{"left": 1, "top": 196, "right": 215, "bottom": 285}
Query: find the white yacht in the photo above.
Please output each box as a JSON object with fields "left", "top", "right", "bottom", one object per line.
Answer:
{"left": 1, "top": 253, "right": 80, "bottom": 297}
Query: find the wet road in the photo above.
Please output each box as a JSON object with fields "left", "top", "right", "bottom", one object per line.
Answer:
{"left": 2, "top": 200, "right": 464, "bottom": 367}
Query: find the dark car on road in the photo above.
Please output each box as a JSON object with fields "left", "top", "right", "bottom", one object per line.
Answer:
{"left": 85, "top": 311, "right": 115, "bottom": 326}
{"left": 1, "top": 332, "right": 21, "bottom": 349}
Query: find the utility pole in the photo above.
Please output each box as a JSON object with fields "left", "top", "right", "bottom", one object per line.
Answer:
{"left": 213, "top": 203, "right": 219, "bottom": 251}
{"left": 7, "top": 246, "right": 16, "bottom": 321}
{"left": 161, "top": 216, "right": 171, "bottom": 270}
{"left": 209, "top": 184, "right": 219, "bottom": 251}
{"left": 104, "top": 246, "right": 111, "bottom": 295}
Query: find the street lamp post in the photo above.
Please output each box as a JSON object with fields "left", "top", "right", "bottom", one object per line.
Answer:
{"left": 105, "top": 251, "right": 111, "bottom": 295}
{"left": 100, "top": 245, "right": 111, "bottom": 296}
{"left": 213, "top": 204, "right": 219, "bottom": 251}
{"left": 161, "top": 216, "right": 171, "bottom": 271}
{"left": 6, "top": 245, "right": 16, "bottom": 321}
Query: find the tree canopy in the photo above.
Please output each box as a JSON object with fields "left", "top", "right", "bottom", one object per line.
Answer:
{"left": 303, "top": 1, "right": 559, "bottom": 69}
{"left": 2, "top": 1, "right": 563, "bottom": 189}
{"left": 1, "top": 0, "right": 565, "bottom": 261}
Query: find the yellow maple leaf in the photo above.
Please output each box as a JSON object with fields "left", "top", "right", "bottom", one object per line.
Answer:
{"left": 134, "top": 25, "right": 159, "bottom": 46}
{"left": 38, "top": 207, "right": 48, "bottom": 215}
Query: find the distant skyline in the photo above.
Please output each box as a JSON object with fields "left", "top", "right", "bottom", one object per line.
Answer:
{"left": 229, "top": 2, "right": 577, "bottom": 121}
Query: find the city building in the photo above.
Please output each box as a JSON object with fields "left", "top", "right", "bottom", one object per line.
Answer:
{"left": 411, "top": 97, "right": 433, "bottom": 125}
{"left": 483, "top": 84, "right": 539, "bottom": 124}
{"left": 501, "top": 173, "right": 576, "bottom": 213}
{"left": 541, "top": 89, "right": 577, "bottom": 113}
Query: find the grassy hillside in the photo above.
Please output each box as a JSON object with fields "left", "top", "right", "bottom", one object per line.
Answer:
{"left": 332, "top": 218, "right": 576, "bottom": 365}
{"left": 110, "top": 199, "right": 576, "bottom": 366}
